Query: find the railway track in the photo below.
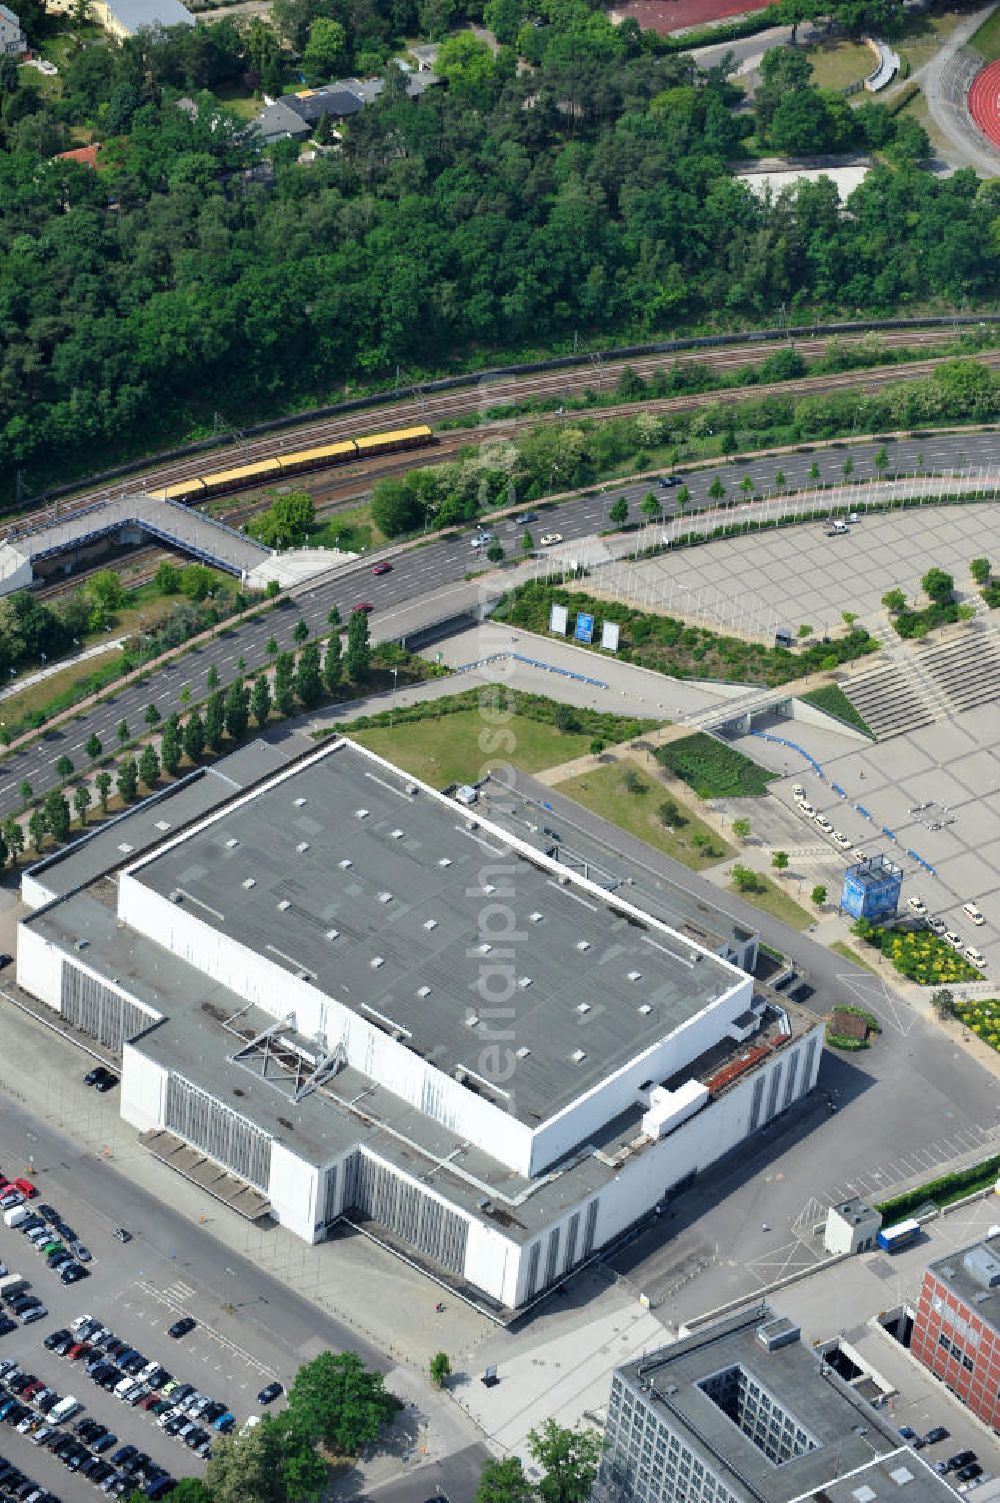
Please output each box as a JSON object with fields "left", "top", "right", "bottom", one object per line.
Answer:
{"left": 5, "top": 325, "right": 979, "bottom": 546}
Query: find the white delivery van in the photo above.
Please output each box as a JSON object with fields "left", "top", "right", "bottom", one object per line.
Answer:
{"left": 0, "top": 1274, "right": 27, "bottom": 1297}
{"left": 49, "top": 1396, "right": 81, "bottom": 1423}
{"left": 3, "top": 1206, "right": 28, "bottom": 1229}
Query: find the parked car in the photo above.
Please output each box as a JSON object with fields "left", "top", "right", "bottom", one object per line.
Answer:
{"left": 540, "top": 533, "right": 563, "bottom": 547}
{"left": 257, "top": 1381, "right": 283, "bottom": 1406}
{"left": 167, "top": 1318, "right": 196, "bottom": 1340}
{"left": 963, "top": 902, "right": 985, "bottom": 926}
{"left": 371, "top": 562, "right": 392, "bottom": 576}
{"left": 907, "top": 896, "right": 927, "bottom": 916}
{"left": 927, "top": 916, "right": 946, "bottom": 935}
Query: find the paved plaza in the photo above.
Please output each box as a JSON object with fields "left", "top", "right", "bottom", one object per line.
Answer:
{"left": 591, "top": 500, "right": 1000, "bottom": 641}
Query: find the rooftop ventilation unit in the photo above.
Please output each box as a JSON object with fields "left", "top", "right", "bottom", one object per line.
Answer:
{"left": 438, "top": 857, "right": 452, "bottom": 868}
{"left": 74, "top": 938, "right": 89, "bottom": 951}
{"left": 355, "top": 808, "right": 370, "bottom": 819}
{"left": 627, "top": 970, "right": 642, "bottom": 982}
{"left": 406, "top": 784, "right": 418, "bottom": 796}
{"left": 277, "top": 900, "right": 291, "bottom": 912}
{"left": 638, "top": 1004, "right": 653, "bottom": 1016}
{"left": 423, "top": 918, "right": 438, "bottom": 931}
{"left": 517, "top": 976, "right": 532, "bottom": 989}
{"left": 482, "top": 883, "right": 496, "bottom": 895}
{"left": 155, "top": 820, "right": 170, "bottom": 832}
{"left": 417, "top": 985, "right": 431, "bottom": 998}
{"left": 296, "top": 841, "right": 310, "bottom": 854}
{"left": 391, "top": 828, "right": 404, "bottom": 840}
{"left": 225, "top": 838, "right": 239, "bottom": 849}
{"left": 576, "top": 940, "right": 590, "bottom": 952}
{"left": 294, "top": 797, "right": 307, "bottom": 807}
{"left": 577, "top": 1003, "right": 591, "bottom": 1014}
{"left": 570, "top": 1048, "right": 587, "bottom": 1064}
{"left": 370, "top": 956, "right": 385, "bottom": 969}
{"left": 478, "top": 943, "right": 491, "bottom": 955}
{"left": 338, "top": 859, "right": 352, "bottom": 870}
{"left": 378, "top": 892, "right": 393, "bottom": 904}
{"left": 325, "top": 928, "right": 339, "bottom": 941}
{"left": 118, "top": 842, "right": 133, "bottom": 854}
{"left": 242, "top": 878, "right": 256, "bottom": 889}
{"left": 530, "top": 912, "right": 543, "bottom": 924}
{"left": 466, "top": 1014, "right": 479, "bottom": 1028}
{"left": 169, "top": 891, "right": 182, "bottom": 904}
{"left": 516, "top": 1046, "right": 531, "bottom": 1059}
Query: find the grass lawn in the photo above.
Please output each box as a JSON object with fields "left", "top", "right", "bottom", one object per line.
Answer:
{"left": 897, "top": 8, "right": 967, "bottom": 68}
{"left": 800, "top": 684, "right": 874, "bottom": 738}
{"left": 894, "top": 86, "right": 951, "bottom": 160}
{"left": 656, "top": 733, "right": 777, "bottom": 799}
{"left": 804, "top": 38, "right": 876, "bottom": 91}
{"left": 348, "top": 709, "right": 598, "bottom": 787}
{"left": 0, "top": 647, "right": 124, "bottom": 733}
{"left": 214, "top": 86, "right": 264, "bottom": 121}
{"left": 307, "top": 502, "right": 379, "bottom": 554}
{"left": 830, "top": 939, "right": 880, "bottom": 975}
{"left": 555, "top": 759, "right": 732, "bottom": 872}
{"left": 729, "top": 873, "right": 813, "bottom": 930}
{"left": 970, "top": 5, "right": 1000, "bottom": 59}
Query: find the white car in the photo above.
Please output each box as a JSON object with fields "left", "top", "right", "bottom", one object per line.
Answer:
{"left": 851, "top": 848, "right": 867, "bottom": 862}
{"left": 792, "top": 785, "right": 806, "bottom": 799}
{"left": 945, "top": 930, "right": 963, "bottom": 949}
{"left": 799, "top": 802, "right": 815, "bottom": 818}
{"left": 927, "top": 916, "right": 946, "bottom": 935}
{"left": 966, "top": 947, "right": 987, "bottom": 967}
{"left": 963, "top": 902, "right": 985, "bottom": 926}
{"left": 907, "top": 896, "right": 927, "bottom": 916}
{"left": 815, "top": 817, "right": 834, "bottom": 834}
{"left": 833, "top": 832, "right": 851, "bottom": 849}
{"left": 540, "top": 533, "right": 563, "bottom": 547}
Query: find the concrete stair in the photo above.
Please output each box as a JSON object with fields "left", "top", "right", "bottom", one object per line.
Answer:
{"left": 843, "top": 619, "right": 1000, "bottom": 739}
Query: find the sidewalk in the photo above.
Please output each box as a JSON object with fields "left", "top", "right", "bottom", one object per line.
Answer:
{"left": 0, "top": 638, "right": 125, "bottom": 707}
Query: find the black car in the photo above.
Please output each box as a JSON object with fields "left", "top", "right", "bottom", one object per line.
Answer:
{"left": 257, "top": 1381, "right": 283, "bottom": 1405}
{"left": 113, "top": 1228, "right": 131, "bottom": 1244}
{"left": 922, "top": 1426, "right": 949, "bottom": 1446}
{"left": 0, "top": 1320, "right": 16, "bottom": 1339}
{"left": 657, "top": 475, "right": 680, "bottom": 488}
{"left": 956, "top": 1462, "right": 983, "bottom": 1482}
{"left": 168, "top": 1318, "right": 196, "bottom": 1340}
{"left": 946, "top": 1450, "right": 976, "bottom": 1471}
{"left": 43, "top": 1331, "right": 71, "bottom": 1351}
{"left": 94, "top": 1071, "right": 118, "bottom": 1093}
{"left": 0, "top": 956, "right": 11, "bottom": 970}
{"left": 35, "top": 1206, "right": 58, "bottom": 1224}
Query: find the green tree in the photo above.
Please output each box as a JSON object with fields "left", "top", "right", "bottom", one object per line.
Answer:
{"left": 274, "top": 652, "right": 295, "bottom": 716}
{"left": 640, "top": 491, "right": 662, "bottom": 520}
{"left": 882, "top": 588, "right": 906, "bottom": 613}
{"left": 247, "top": 491, "right": 315, "bottom": 549}
{"left": 223, "top": 678, "right": 250, "bottom": 740}
{"left": 138, "top": 742, "right": 160, "bottom": 790}
{"left": 43, "top": 788, "right": 71, "bottom": 843}
{"left": 207, "top": 664, "right": 220, "bottom": 692}
{"left": 327, "top": 606, "right": 341, "bottom": 627}
{"left": 971, "top": 558, "right": 992, "bottom": 585}
{"left": 931, "top": 988, "right": 955, "bottom": 1020}
{"left": 429, "top": 1351, "right": 451, "bottom": 1387}
{"left": 346, "top": 610, "right": 371, "bottom": 681}
{"left": 371, "top": 477, "right": 421, "bottom": 537}
{"left": 731, "top": 862, "right": 758, "bottom": 892}
{"left": 55, "top": 754, "right": 74, "bottom": 779}
{"left": 73, "top": 783, "right": 92, "bottom": 826}
{"left": 250, "top": 672, "right": 272, "bottom": 728}
{"left": 117, "top": 718, "right": 129, "bottom": 746}
{"left": 808, "top": 462, "right": 820, "bottom": 481}
{"left": 873, "top": 446, "right": 889, "bottom": 473}
{"left": 772, "top": 850, "right": 789, "bottom": 872}
{"left": 322, "top": 635, "right": 341, "bottom": 694}
{"left": 486, "top": 540, "right": 505, "bottom": 563}
{"left": 204, "top": 1421, "right": 287, "bottom": 1503}
{"left": 797, "top": 623, "right": 813, "bottom": 640}
{"left": 528, "top": 1418, "right": 602, "bottom": 1503}
{"left": 708, "top": 477, "right": 725, "bottom": 501}
{"left": 19, "top": 780, "right": 32, "bottom": 808}
{"left": 180, "top": 685, "right": 192, "bottom": 706}
{"left": 293, "top": 618, "right": 310, "bottom": 645}
{"left": 921, "top": 567, "right": 954, "bottom": 604}
{"left": 95, "top": 771, "right": 112, "bottom": 815}
{"left": 117, "top": 756, "right": 139, "bottom": 804}
{"left": 267, "top": 636, "right": 279, "bottom": 658}
{"left": 842, "top": 457, "right": 854, "bottom": 478}
{"left": 285, "top": 1351, "right": 397, "bottom": 1454}
{"left": 609, "top": 495, "right": 629, "bottom": 527}
{"left": 676, "top": 484, "right": 690, "bottom": 511}
{"left": 476, "top": 1456, "right": 536, "bottom": 1503}
{"left": 302, "top": 15, "right": 347, "bottom": 78}
{"left": 841, "top": 611, "right": 857, "bottom": 627}
{"left": 732, "top": 817, "right": 751, "bottom": 841}
{"left": 161, "top": 717, "right": 182, "bottom": 776}
{"left": 522, "top": 529, "right": 535, "bottom": 554}
{"left": 183, "top": 711, "right": 205, "bottom": 764}
{"left": 155, "top": 562, "right": 181, "bottom": 593}
{"left": 811, "top": 883, "right": 827, "bottom": 907}
{"left": 89, "top": 569, "right": 126, "bottom": 611}
{"left": 741, "top": 474, "right": 754, "bottom": 496}
{"left": 85, "top": 733, "right": 103, "bottom": 761}
{"left": 3, "top": 817, "right": 25, "bottom": 865}
{"left": 205, "top": 690, "right": 226, "bottom": 752}
{"left": 294, "top": 643, "right": 324, "bottom": 708}
{"left": 265, "top": 579, "right": 280, "bottom": 599}
{"left": 28, "top": 807, "right": 47, "bottom": 855}
{"left": 774, "top": 469, "right": 786, "bottom": 488}
{"left": 144, "top": 702, "right": 161, "bottom": 727}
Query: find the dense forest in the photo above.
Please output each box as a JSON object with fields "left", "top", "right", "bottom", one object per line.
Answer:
{"left": 1, "top": 0, "right": 998, "bottom": 493}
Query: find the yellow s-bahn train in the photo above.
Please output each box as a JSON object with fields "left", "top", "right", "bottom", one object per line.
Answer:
{"left": 153, "top": 424, "right": 435, "bottom": 503}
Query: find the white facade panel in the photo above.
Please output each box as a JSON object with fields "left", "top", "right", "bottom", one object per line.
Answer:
{"left": 20, "top": 872, "right": 57, "bottom": 911}
{"left": 15, "top": 923, "right": 63, "bottom": 1009}
{"left": 268, "top": 1142, "right": 320, "bottom": 1243}
{"left": 120, "top": 1043, "right": 168, "bottom": 1134}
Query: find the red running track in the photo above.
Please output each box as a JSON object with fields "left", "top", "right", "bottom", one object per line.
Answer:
{"left": 611, "top": 0, "right": 771, "bottom": 34}
{"left": 968, "top": 60, "right": 1000, "bottom": 150}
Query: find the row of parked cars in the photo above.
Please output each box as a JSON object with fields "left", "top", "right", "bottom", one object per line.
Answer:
{"left": 55, "top": 1316, "right": 238, "bottom": 1459}
{"left": 905, "top": 896, "right": 988, "bottom": 969}
{"left": 0, "top": 1357, "right": 88, "bottom": 1502}
{"left": 791, "top": 785, "right": 860, "bottom": 854}
{"left": 897, "top": 1426, "right": 984, "bottom": 1485}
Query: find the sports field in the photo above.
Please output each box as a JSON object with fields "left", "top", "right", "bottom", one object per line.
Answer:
{"left": 968, "top": 60, "right": 1000, "bottom": 149}
{"left": 611, "top": 0, "right": 771, "bottom": 35}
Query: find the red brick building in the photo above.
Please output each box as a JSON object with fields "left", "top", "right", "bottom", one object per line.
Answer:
{"left": 911, "top": 1239, "right": 1000, "bottom": 1432}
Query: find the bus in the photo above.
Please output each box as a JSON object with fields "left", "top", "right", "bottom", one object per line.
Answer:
{"left": 876, "top": 1218, "right": 921, "bottom": 1253}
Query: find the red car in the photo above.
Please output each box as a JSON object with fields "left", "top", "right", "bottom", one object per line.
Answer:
{"left": 371, "top": 562, "right": 392, "bottom": 576}
{"left": 13, "top": 1179, "right": 37, "bottom": 1199}
{"left": 353, "top": 602, "right": 374, "bottom": 614}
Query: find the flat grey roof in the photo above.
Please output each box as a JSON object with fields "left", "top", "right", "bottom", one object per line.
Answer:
{"left": 928, "top": 1235, "right": 1000, "bottom": 1334}
{"left": 476, "top": 772, "right": 757, "bottom": 957}
{"left": 129, "top": 741, "right": 742, "bottom": 1125}
{"left": 26, "top": 736, "right": 307, "bottom": 900}
{"left": 25, "top": 885, "right": 814, "bottom": 1248}
{"left": 616, "top": 1309, "right": 958, "bottom": 1503}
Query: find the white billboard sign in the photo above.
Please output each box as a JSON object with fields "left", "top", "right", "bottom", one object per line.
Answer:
{"left": 550, "top": 604, "right": 568, "bottom": 636}
{"left": 601, "top": 621, "right": 620, "bottom": 652}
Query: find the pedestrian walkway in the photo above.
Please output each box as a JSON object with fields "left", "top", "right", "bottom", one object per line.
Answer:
{"left": 0, "top": 638, "right": 125, "bottom": 705}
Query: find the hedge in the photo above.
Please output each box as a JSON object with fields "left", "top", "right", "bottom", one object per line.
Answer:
{"left": 876, "top": 1152, "right": 1000, "bottom": 1221}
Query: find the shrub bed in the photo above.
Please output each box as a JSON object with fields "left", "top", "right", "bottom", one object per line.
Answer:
{"left": 656, "top": 732, "right": 776, "bottom": 798}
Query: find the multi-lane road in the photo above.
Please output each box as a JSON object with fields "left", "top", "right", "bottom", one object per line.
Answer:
{"left": 2, "top": 427, "right": 998, "bottom": 823}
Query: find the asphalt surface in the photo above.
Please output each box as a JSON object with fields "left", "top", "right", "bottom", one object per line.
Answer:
{"left": 4, "top": 428, "right": 999, "bottom": 824}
